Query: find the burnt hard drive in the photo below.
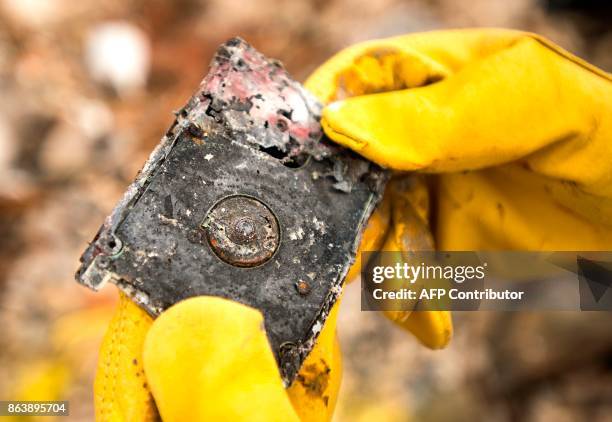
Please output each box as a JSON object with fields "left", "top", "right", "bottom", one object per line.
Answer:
{"left": 76, "top": 38, "right": 388, "bottom": 384}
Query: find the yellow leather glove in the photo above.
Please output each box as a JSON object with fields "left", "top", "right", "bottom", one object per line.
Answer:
{"left": 303, "top": 27, "right": 612, "bottom": 352}
{"left": 95, "top": 292, "right": 341, "bottom": 421}
{"left": 306, "top": 28, "right": 612, "bottom": 254}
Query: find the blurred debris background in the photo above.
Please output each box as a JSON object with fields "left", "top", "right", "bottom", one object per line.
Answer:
{"left": 0, "top": 0, "right": 610, "bottom": 420}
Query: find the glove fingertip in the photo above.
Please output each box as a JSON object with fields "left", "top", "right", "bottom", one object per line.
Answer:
{"left": 321, "top": 103, "right": 369, "bottom": 152}
{"left": 404, "top": 310, "right": 453, "bottom": 350}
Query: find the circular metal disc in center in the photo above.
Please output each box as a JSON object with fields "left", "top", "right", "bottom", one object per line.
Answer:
{"left": 202, "top": 195, "right": 280, "bottom": 267}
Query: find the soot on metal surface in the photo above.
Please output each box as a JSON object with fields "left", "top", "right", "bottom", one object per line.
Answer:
{"left": 76, "top": 37, "right": 388, "bottom": 385}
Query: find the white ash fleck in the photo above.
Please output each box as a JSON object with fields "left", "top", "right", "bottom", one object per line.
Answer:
{"left": 185, "top": 209, "right": 192, "bottom": 216}
{"left": 288, "top": 226, "right": 304, "bottom": 240}
{"left": 292, "top": 257, "right": 301, "bottom": 264}
{"left": 204, "top": 153, "right": 214, "bottom": 161}
{"left": 312, "top": 216, "right": 326, "bottom": 234}
{"left": 307, "top": 272, "right": 316, "bottom": 280}
{"left": 134, "top": 249, "right": 153, "bottom": 265}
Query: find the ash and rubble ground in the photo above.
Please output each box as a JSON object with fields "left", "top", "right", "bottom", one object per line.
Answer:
{"left": 0, "top": 0, "right": 610, "bottom": 421}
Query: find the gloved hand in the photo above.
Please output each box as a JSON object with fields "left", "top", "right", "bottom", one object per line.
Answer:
{"left": 306, "top": 28, "right": 612, "bottom": 254}
{"left": 305, "top": 27, "right": 612, "bottom": 347}
{"left": 95, "top": 292, "right": 339, "bottom": 421}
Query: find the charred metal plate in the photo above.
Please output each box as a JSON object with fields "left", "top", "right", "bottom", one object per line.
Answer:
{"left": 76, "top": 38, "right": 388, "bottom": 384}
